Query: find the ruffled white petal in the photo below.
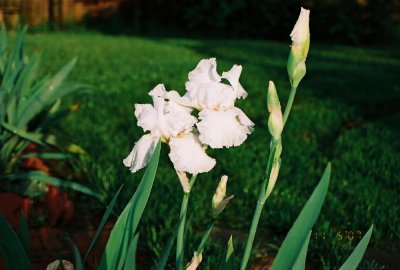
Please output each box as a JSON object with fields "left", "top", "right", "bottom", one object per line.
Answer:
{"left": 149, "top": 84, "right": 193, "bottom": 111}
{"left": 222, "top": 65, "right": 247, "bottom": 99}
{"left": 164, "top": 100, "right": 197, "bottom": 137}
{"left": 153, "top": 96, "right": 173, "bottom": 138}
{"left": 123, "top": 134, "right": 159, "bottom": 173}
{"left": 135, "top": 85, "right": 197, "bottom": 139}
{"left": 188, "top": 58, "right": 220, "bottom": 84}
{"left": 184, "top": 81, "right": 236, "bottom": 110}
{"left": 233, "top": 107, "right": 255, "bottom": 128}
{"left": 134, "top": 103, "right": 158, "bottom": 135}
{"left": 197, "top": 108, "right": 254, "bottom": 148}
{"left": 165, "top": 90, "right": 194, "bottom": 109}
{"left": 149, "top": 83, "right": 168, "bottom": 98}
{"left": 185, "top": 58, "right": 227, "bottom": 110}
{"left": 185, "top": 58, "right": 248, "bottom": 110}
{"left": 168, "top": 133, "right": 216, "bottom": 174}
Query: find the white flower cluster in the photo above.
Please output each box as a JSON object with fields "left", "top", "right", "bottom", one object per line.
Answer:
{"left": 123, "top": 58, "right": 254, "bottom": 175}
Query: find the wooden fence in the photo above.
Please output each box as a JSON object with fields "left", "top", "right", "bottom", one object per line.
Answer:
{"left": 0, "top": 0, "right": 119, "bottom": 29}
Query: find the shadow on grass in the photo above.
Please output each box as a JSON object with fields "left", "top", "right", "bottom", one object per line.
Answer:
{"left": 166, "top": 39, "right": 400, "bottom": 120}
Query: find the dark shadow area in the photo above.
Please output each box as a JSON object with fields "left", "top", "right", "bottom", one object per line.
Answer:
{"left": 162, "top": 38, "right": 400, "bottom": 121}
{"left": 80, "top": 0, "right": 400, "bottom": 45}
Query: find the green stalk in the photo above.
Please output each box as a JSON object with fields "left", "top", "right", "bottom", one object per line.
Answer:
{"left": 283, "top": 87, "right": 297, "bottom": 126}
{"left": 240, "top": 146, "right": 276, "bottom": 270}
{"left": 196, "top": 221, "right": 215, "bottom": 255}
{"left": 176, "top": 174, "right": 197, "bottom": 270}
{"left": 176, "top": 193, "right": 190, "bottom": 270}
{"left": 241, "top": 86, "right": 298, "bottom": 269}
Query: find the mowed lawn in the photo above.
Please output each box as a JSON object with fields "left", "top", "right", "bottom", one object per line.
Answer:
{"left": 26, "top": 32, "right": 399, "bottom": 269}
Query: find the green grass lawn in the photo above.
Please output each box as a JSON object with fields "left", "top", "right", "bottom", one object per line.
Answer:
{"left": 26, "top": 32, "right": 400, "bottom": 269}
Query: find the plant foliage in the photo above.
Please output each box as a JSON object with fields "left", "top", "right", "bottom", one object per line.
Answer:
{"left": 0, "top": 25, "right": 98, "bottom": 198}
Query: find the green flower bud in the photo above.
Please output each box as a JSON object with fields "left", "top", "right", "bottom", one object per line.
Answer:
{"left": 267, "top": 81, "right": 280, "bottom": 113}
{"left": 272, "top": 139, "right": 282, "bottom": 160}
{"left": 267, "top": 81, "right": 283, "bottom": 140}
{"left": 265, "top": 159, "right": 281, "bottom": 198}
{"left": 287, "top": 7, "right": 310, "bottom": 88}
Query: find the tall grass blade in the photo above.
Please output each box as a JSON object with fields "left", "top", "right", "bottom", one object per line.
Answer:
{"left": 271, "top": 163, "right": 331, "bottom": 270}
{"left": 152, "top": 223, "right": 180, "bottom": 270}
{"left": 17, "top": 54, "right": 41, "bottom": 97}
{"left": 0, "top": 121, "right": 44, "bottom": 145}
{"left": 0, "top": 214, "right": 31, "bottom": 270}
{"left": 68, "top": 237, "right": 84, "bottom": 270}
{"left": 338, "top": 225, "right": 373, "bottom": 270}
{"left": 4, "top": 170, "right": 102, "bottom": 199}
{"left": 11, "top": 54, "right": 41, "bottom": 124}
{"left": 16, "top": 58, "right": 78, "bottom": 126}
{"left": 21, "top": 153, "right": 70, "bottom": 159}
{"left": 0, "top": 24, "right": 7, "bottom": 55}
{"left": 98, "top": 141, "right": 161, "bottom": 270}
{"left": 83, "top": 185, "right": 124, "bottom": 263}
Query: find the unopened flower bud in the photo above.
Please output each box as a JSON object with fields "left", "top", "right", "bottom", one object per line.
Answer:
{"left": 267, "top": 81, "right": 280, "bottom": 113}
{"left": 287, "top": 7, "right": 310, "bottom": 88}
{"left": 186, "top": 252, "right": 203, "bottom": 270}
{"left": 212, "top": 175, "right": 228, "bottom": 208}
{"left": 271, "top": 139, "right": 282, "bottom": 160}
{"left": 265, "top": 159, "right": 281, "bottom": 198}
{"left": 212, "top": 175, "right": 234, "bottom": 217}
{"left": 267, "top": 81, "right": 283, "bottom": 140}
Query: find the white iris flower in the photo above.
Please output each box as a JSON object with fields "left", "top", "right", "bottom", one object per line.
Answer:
{"left": 124, "top": 58, "right": 254, "bottom": 176}
{"left": 184, "top": 58, "right": 254, "bottom": 148}
{"left": 123, "top": 84, "right": 216, "bottom": 174}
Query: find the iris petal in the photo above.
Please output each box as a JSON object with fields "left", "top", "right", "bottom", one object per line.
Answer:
{"left": 169, "top": 133, "right": 216, "bottom": 174}
{"left": 184, "top": 58, "right": 246, "bottom": 110}
{"left": 222, "top": 65, "right": 248, "bottom": 99}
{"left": 134, "top": 104, "right": 159, "bottom": 136}
{"left": 197, "top": 108, "right": 254, "bottom": 148}
{"left": 123, "top": 134, "right": 159, "bottom": 173}
{"left": 188, "top": 58, "right": 221, "bottom": 84}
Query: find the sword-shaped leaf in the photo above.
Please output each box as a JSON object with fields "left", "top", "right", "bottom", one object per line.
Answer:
{"left": 338, "top": 225, "right": 373, "bottom": 270}
{"left": 98, "top": 141, "right": 161, "bottom": 270}
{"left": 0, "top": 214, "right": 31, "bottom": 270}
{"left": 271, "top": 163, "right": 331, "bottom": 270}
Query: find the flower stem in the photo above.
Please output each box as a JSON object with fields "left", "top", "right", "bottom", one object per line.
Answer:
{"left": 176, "top": 174, "right": 197, "bottom": 270}
{"left": 240, "top": 199, "right": 264, "bottom": 270}
{"left": 240, "top": 145, "right": 276, "bottom": 270}
{"left": 241, "top": 85, "right": 299, "bottom": 269}
{"left": 283, "top": 86, "right": 297, "bottom": 127}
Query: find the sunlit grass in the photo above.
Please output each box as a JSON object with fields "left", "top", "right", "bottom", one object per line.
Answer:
{"left": 26, "top": 32, "right": 399, "bottom": 269}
